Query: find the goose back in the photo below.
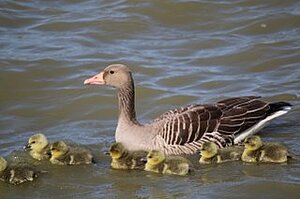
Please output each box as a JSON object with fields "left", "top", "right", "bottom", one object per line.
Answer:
{"left": 152, "top": 96, "right": 280, "bottom": 154}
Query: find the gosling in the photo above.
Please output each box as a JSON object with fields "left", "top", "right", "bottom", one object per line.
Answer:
{"left": 199, "top": 142, "right": 244, "bottom": 164}
{"left": 109, "top": 142, "right": 148, "bottom": 170}
{"left": 24, "top": 133, "right": 50, "bottom": 160}
{"left": 144, "top": 150, "right": 192, "bottom": 176}
{"left": 49, "top": 141, "right": 94, "bottom": 165}
{"left": 242, "top": 135, "right": 289, "bottom": 163}
{"left": 0, "top": 156, "right": 38, "bottom": 185}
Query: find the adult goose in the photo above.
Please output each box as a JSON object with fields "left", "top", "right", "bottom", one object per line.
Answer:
{"left": 84, "top": 64, "right": 292, "bottom": 155}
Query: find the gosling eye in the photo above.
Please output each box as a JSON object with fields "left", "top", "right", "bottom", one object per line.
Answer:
{"left": 31, "top": 141, "right": 36, "bottom": 144}
{"left": 109, "top": 70, "right": 115, "bottom": 74}
{"left": 148, "top": 155, "right": 152, "bottom": 159}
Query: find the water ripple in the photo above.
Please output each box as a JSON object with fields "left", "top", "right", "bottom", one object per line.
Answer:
{"left": 0, "top": 0, "right": 300, "bottom": 198}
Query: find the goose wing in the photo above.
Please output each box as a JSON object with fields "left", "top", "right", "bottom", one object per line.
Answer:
{"left": 216, "top": 96, "right": 269, "bottom": 138}
{"left": 155, "top": 104, "right": 222, "bottom": 144}
{"left": 154, "top": 96, "right": 270, "bottom": 154}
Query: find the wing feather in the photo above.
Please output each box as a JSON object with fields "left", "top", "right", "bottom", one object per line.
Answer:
{"left": 153, "top": 97, "right": 273, "bottom": 154}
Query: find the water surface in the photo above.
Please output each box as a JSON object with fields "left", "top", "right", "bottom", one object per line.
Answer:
{"left": 0, "top": 0, "right": 300, "bottom": 198}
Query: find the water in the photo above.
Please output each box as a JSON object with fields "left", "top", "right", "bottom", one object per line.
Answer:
{"left": 0, "top": 0, "right": 300, "bottom": 198}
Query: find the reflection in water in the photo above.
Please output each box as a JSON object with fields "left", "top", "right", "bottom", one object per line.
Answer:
{"left": 1, "top": 0, "right": 300, "bottom": 198}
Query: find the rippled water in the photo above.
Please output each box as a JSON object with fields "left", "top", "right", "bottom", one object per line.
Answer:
{"left": 1, "top": 0, "right": 300, "bottom": 198}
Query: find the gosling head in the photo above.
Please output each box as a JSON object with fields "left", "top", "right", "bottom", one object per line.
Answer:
{"left": 0, "top": 156, "right": 8, "bottom": 172}
{"left": 109, "top": 142, "right": 126, "bottom": 159}
{"left": 24, "top": 133, "right": 48, "bottom": 152}
{"left": 244, "top": 136, "right": 263, "bottom": 151}
{"left": 200, "top": 142, "right": 218, "bottom": 159}
{"left": 146, "top": 150, "right": 166, "bottom": 166}
{"left": 49, "top": 141, "right": 69, "bottom": 158}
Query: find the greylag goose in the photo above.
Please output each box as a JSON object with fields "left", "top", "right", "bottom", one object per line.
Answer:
{"left": 242, "top": 135, "right": 292, "bottom": 163}
{"left": 199, "top": 142, "right": 243, "bottom": 164}
{"left": 84, "top": 64, "right": 292, "bottom": 155}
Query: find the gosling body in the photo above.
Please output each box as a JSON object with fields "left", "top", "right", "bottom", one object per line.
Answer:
{"left": 199, "top": 142, "right": 244, "bottom": 164}
{"left": 24, "top": 133, "right": 50, "bottom": 160}
{"left": 145, "top": 150, "right": 192, "bottom": 176}
{"left": 242, "top": 135, "right": 288, "bottom": 163}
{"left": 0, "top": 157, "right": 38, "bottom": 185}
{"left": 49, "top": 141, "right": 94, "bottom": 165}
{"left": 109, "top": 142, "right": 148, "bottom": 170}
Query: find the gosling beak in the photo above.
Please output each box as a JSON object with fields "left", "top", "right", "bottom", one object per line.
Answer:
{"left": 23, "top": 144, "right": 31, "bottom": 150}
{"left": 84, "top": 72, "right": 105, "bottom": 85}
{"left": 46, "top": 150, "right": 52, "bottom": 156}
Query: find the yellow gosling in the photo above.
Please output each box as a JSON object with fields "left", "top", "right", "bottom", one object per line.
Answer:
{"left": 24, "top": 133, "right": 50, "bottom": 160}
{"left": 145, "top": 150, "right": 192, "bottom": 176}
{"left": 242, "top": 135, "right": 288, "bottom": 163}
{"left": 109, "top": 142, "right": 147, "bottom": 170}
{"left": 49, "top": 141, "right": 94, "bottom": 165}
{"left": 199, "top": 142, "right": 243, "bottom": 164}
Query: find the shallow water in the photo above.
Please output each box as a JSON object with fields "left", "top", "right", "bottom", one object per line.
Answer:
{"left": 0, "top": 0, "right": 300, "bottom": 198}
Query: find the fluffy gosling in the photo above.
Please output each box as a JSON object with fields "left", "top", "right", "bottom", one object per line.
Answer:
{"left": 109, "top": 142, "right": 148, "bottom": 170}
{"left": 24, "top": 133, "right": 50, "bottom": 160}
{"left": 49, "top": 141, "right": 94, "bottom": 165}
{"left": 144, "top": 150, "right": 192, "bottom": 176}
{"left": 0, "top": 156, "right": 38, "bottom": 185}
{"left": 199, "top": 142, "right": 243, "bottom": 164}
{"left": 242, "top": 135, "right": 289, "bottom": 163}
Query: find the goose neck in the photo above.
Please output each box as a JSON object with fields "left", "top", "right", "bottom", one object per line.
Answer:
{"left": 117, "top": 81, "right": 139, "bottom": 125}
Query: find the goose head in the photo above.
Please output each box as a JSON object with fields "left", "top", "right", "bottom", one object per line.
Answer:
{"left": 0, "top": 156, "right": 8, "bottom": 172}
{"left": 200, "top": 142, "right": 218, "bottom": 159}
{"left": 146, "top": 150, "right": 166, "bottom": 166}
{"left": 109, "top": 142, "right": 126, "bottom": 159}
{"left": 24, "top": 133, "right": 48, "bottom": 152}
{"left": 244, "top": 136, "right": 263, "bottom": 151}
{"left": 49, "top": 141, "right": 69, "bottom": 158}
{"left": 84, "top": 64, "right": 132, "bottom": 88}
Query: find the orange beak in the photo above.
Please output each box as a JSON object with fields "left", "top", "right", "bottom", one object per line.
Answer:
{"left": 84, "top": 72, "right": 105, "bottom": 85}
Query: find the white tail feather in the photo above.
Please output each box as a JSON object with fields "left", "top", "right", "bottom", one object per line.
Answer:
{"left": 234, "top": 107, "right": 291, "bottom": 144}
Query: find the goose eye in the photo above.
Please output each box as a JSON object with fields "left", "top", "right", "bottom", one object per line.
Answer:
{"left": 109, "top": 70, "right": 114, "bottom": 74}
